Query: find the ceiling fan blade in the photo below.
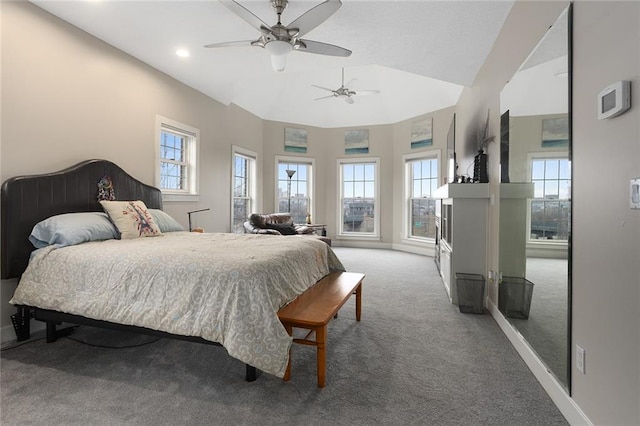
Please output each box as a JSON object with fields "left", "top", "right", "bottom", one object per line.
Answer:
{"left": 311, "top": 84, "right": 336, "bottom": 93}
{"left": 204, "top": 40, "right": 255, "bottom": 48}
{"left": 354, "top": 90, "right": 380, "bottom": 96}
{"left": 297, "top": 39, "right": 351, "bottom": 57}
{"left": 288, "top": 0, "right": 342, "bottom": 37}
{"left": 220, "top": 0, "right": 271, "bottom": 33}
{"left": 314, "top": 95, "right": 336, "bottom": 101}
{"left": 345, "top": 96, "right": 355, "bottom": 104}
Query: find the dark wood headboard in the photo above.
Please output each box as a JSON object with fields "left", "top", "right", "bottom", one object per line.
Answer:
{"left": 1, "top": 159, "right": 162, "bottom": 279}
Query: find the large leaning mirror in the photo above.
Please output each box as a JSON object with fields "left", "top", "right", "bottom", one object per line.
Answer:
{"left": 499, "top": 4, "right": 571, "bottom": 391}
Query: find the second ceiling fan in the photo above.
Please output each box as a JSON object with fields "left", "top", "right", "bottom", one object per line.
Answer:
{"left": 313, "top": 68, "right": 380, "bottom": 104}
{"left": 205, "top": 0, "right": 351, "bottom": 71}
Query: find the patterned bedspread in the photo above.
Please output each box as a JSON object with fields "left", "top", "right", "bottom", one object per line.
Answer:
{"left": 10, "top": 232, "right": 345, "bottom": 377}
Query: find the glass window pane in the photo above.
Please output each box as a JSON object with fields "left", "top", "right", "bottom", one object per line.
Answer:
{"left": 412, "top": 181, "right": 421, "bottom": 198}
{"left": 297, "top": 167, "right": 307, "bottom": 180}
{"left": 365, "top": 164, "right": 374, "bottom": 180}
{"left": 354, "top": 164, "right": 364, "bottom": 180}
{"left": 343, "top": 164, "right": 354, "bottom": 181}
{"left": 413, "top": 162, "right": 422, "bottom": 179}
{"left": 544, "top": 180, "right": 559, "bottom": 198}
{"left": 559, "top": 180, "right": 571, "bottom": 199}
{"left": 533, "top": 181, "right": 544, "bottom": 198}
{"left": 545, "top": 160, "right": 559, "bottom": 179}
{"left": 364, "top": 182, "right": 374, "bottom": 198}
{"left": 532, "top": 160, "right": 545, "bottom": 180}
{"left": 344, "top": 182, "right": 354, "bottom": 198}
{"left": 559, "top": 159, "right": 571, "bottom": 179}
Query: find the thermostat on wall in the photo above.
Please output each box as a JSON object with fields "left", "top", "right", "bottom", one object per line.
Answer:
{"left": 598, "top": 80, "right": 631, "bottom": 120}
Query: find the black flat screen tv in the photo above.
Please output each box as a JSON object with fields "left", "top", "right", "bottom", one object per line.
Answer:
{"left": 447, "top": 113, "right": 456, "bottom": 183}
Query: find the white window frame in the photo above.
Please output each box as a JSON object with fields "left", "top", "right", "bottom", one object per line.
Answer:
{"left": 231, "top": 146, "right": 258, "bottom": 233}
{"left": 274, "top": 156, "right": 315, "bottom": 224}
{"left": 403, "top": 150, "right": 440, "bottom": 242}
{"left": 155, "top": 115, "right": 199, "bottom": 202}
{"left": 527, "top": 152, "right": 571, "bottom": 245}
{"left": 337, "top": 157, "right": 381, "bottom": 240}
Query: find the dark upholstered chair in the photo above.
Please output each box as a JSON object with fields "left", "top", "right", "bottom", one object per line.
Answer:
{"left": 243, "top": 213, "right": 331, "bottom": 245}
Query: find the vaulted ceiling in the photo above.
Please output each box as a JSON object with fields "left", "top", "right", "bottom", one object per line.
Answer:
{"left": 32, "top": 0, "right": 515, "bottom": 128}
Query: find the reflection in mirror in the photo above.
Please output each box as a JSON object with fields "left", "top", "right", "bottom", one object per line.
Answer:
{"left": 499, "top": 5, "right": 571, "bottom": 390}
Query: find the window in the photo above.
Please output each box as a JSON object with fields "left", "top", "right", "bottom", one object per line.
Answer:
{"left": 405, "top": 153, "right": 439, "bottom": 239}
{"left": 530, "top": 157, "right": 571, "bottom": 241}
{"left": 232, "top": 147, "right": 257, "bottom": 234}
{"left": 338, "top": 158, "right": 379, "bottom": 237}
{"left": 276, "top": 157, "right": 314, "bottom": 224}
{"left": 155, "top": 116, "right": 199, "bottom": 200}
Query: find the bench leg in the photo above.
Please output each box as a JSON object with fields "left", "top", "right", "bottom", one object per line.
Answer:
{"left": 283, "top": 323, "right": 293, "bottom": 382}
{"left": 355, "top": 282, "right": 362, "bottom": 322}
{"left": 316, "top": 325, "right": 327, "bottom": 388}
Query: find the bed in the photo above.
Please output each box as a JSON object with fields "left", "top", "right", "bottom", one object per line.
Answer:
{"left": 1, "top": 159, "right": 345, "bottom": 380}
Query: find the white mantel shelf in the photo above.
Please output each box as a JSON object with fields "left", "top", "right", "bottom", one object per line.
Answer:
{"left": 434, "top": 183, "right": 490, "bottom": 199}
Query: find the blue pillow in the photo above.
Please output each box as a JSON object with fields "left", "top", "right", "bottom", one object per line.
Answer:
{"left": 149, "top": 209, "right": 185, "bottom": 232}
{"left": 29, "top": 212, "right": 119, "bottom": 248}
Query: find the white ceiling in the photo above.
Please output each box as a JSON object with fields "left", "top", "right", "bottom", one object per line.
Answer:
{"left": 31, "top": 0, "right": 515, "bottom": 128}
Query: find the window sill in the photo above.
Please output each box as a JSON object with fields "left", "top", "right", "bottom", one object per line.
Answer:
{"left": 336, "top": 234, "right": 381, "bottom": 241}
{"left": 162, "top": 193, "right": 200, "bottom": 203}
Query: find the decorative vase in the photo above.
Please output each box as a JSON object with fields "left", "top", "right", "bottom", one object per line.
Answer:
{"left": 474, "top": 149, "right": 488, "bottom": 183}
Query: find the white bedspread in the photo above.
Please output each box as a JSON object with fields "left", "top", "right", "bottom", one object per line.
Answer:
{"left": 10, "top": 232, "right": 345, "bottom": 377}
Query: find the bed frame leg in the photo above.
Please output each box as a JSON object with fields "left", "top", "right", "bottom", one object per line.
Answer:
{"left": 245, "top": 365, "right": 257, "bottom": 382}
{"left": 45, "top": 321, "right": 75, "bottom": 343}
{"left": 46, "top": 321, "right": 58, "bottom": 343}
{"left": 10, "top": 307, "right": 31, "bottom": 342}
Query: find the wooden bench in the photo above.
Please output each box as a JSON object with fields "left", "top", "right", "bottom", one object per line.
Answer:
{"left": 278, "top": 271, "right": 364, "bottom": 388}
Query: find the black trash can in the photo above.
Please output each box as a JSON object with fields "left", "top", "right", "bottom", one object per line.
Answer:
{"left": 455, "top": 273, "right": 485, "bottom": 314}
{"left": 498, "top": 276, "right": 534, "bottom": 319}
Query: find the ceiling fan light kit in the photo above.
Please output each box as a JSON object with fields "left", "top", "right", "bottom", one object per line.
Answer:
{"left": 206, "top": 0, "right": 351, "bottom": 72}
{"left": 265, "top": 40, "right": 293, "bottom": 71}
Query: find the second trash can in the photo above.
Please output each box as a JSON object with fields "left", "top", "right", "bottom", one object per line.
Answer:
{"left": 455, "top": 273, "right": 485, "bottom": 314}
{"left": 498, "top": 276, "right": 534, "bottom": 319}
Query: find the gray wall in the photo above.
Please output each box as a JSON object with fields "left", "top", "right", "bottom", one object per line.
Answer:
{"left": 571, "top": 1, "right": 639, "bottom": 424}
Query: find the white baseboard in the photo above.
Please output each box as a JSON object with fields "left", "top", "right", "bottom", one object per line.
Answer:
{"left": 331, "top": 240, "right": 392, "bottom": 250}
{"left": 391, "top": 243, "right": 435, "bottom": 257}
{"left": 488, "top": 300, "right": 592, "bottom": 426}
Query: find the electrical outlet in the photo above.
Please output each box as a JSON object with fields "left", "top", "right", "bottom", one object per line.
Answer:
{"left": 576, "top": 345, "right": 585, "bottom": 374}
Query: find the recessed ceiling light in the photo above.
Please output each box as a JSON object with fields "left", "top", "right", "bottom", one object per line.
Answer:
{"left": 176, "top": 49, "right": 190, "bottom": 58}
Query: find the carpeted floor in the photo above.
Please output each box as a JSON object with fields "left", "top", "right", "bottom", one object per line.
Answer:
{"left": 0, "top": 248, "right": 568, "bottom": 425}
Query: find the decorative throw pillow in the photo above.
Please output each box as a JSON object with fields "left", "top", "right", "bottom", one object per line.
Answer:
{"left": 100, "top": 200, "right": 162, "bottom": 239}
{"left": 264, "top": 222, "right": 297, "bottom": 235}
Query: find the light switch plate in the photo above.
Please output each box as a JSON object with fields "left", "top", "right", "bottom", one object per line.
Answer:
{"left": 631, "top": 178, "right": 640, "bottom": 209}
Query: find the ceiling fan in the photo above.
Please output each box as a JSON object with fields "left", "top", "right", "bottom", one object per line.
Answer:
{"left": 205, "top": 0, "right": 351, "bottom": 72}
{"left": 313, "top": 68, "right": 380, "bottom": 104}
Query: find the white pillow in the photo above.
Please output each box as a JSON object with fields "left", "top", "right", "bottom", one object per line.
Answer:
{"left": 29, "top": 212, "right": 119, "bottom": 248}
{"left": 100, "top": 200, "right": 162, "bottom": 239}
{"left": 149, "top": 209, "right": 184, "bottom": 232}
